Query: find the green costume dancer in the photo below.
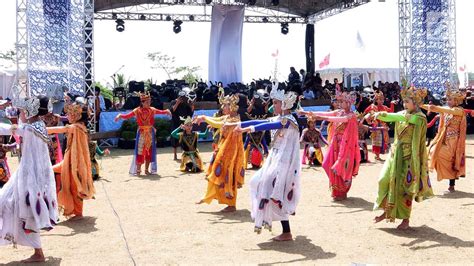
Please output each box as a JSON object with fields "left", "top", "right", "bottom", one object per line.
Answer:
{"left": 371, "top": 85, "right": 434, "bottom": 230}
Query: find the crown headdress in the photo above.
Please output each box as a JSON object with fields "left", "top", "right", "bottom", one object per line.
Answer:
{"left": 335, "top": 91, "right": 357, "bottom": 105}
{"left": 139, "top": 92, "right": 151, "bottom": 102}
{"left": 374, "top": 91, "right": 384, "bottom": 101}
{"left": 445, "top": 83, "right": 466, "bottom": 105}
{"left": 64, "top": 101, "right": 84, "bottom": 123}
{"left": 219, "top": 93, "right": 239, "bottom": 113}
{"left": 12, "top": 97, "right": 40, "bottom": 119}
{"left": 269, "top": 80, "right": 297, "bottom": 110}
{"left": 180, "top": 116, "right": 193, "bottom": 125}
{"left": 400, "top": 85, "right": 427, "bottom": 106}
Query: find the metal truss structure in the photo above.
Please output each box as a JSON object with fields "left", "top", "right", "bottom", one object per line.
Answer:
{"left": 95, "top": 11, "right": 306, "bottom": 23}
{"left": 307, "top": 0, "right": 369, "bottom": 23}
{"left": 15, "top": 0, "right": 28, "bottom": 98}
{"left": 84, "top": 0, "right": 97, "bottom": 133}
{"left": 398, "top": 0, "right": 457, "bottom": 93}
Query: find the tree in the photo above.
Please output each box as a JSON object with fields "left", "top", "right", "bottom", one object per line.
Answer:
{"left": 93, "top": 82, "right": 113, "bottom": 100}
{"left": 174, "top": 66, "right": 201, "bottom": 84}
{"left": 0, "top": 49, "right": 16, "bottom": 64}
{"left": 147, "top": 52, "right": 176, "bottom": 79}
{"left": 112, "top": 73, "right": 129, "bottom": 89}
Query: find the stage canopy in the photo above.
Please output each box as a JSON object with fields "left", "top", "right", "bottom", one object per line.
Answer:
{"left": 94, "top": 0, "right": 358, "bottom": 17}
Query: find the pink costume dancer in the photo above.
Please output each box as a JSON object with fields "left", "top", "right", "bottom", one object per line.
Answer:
{"left": 300, "top": 91, "right": 360, "bottom": 201}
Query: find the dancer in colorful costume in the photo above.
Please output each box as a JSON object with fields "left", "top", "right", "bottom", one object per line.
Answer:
{"left": 42, "top": 112, "right": 63, "bottom": 165}
{"left": 114, "top": 92, "right": 171, "bottom": 175}
{"left": 194, "top": 94, "right": 245, "bottom": 212}
{"left": 244, "top": 90, "right": 270, "bottom": 168}
{"left": 299, "top": 91, "right": 360, "bottom": 201}
{"left": 363, "top": 91, "right": 396, "bottom": 161}
{"left": 300, "top": 116, "right": 327, "bottom": 166}
{"left": 0, "top": 143, "right": 16, "bottom": 188}
{"left": 357, "top": 113, "right": 386, "bottom": 163}
{"left": 171, "top": 116, "right": 208, "bottom": 173}
{"left": 89, "top": 141, "right": 110, "bottom": 181}
{"left": 422, "top": 86, "right": 466, "bottom": 192}
{"left": 234, "top": 85, "right": 301, "bottom": 241}
{"left": 48, "top": 99, "right": 94, "bottom": 219}
{"left": 0, "top": 96, "right": 58, "bottom": 262}
{"left": 372, "top": 85, "right": 434, "bottom": 230}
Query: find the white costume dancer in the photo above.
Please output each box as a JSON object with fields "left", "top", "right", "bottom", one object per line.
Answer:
{"left": 235, "top": 83, "right": 301, "bottom": 241}
{"left": 0, "top": 96, "right": 58, "bottom": 262}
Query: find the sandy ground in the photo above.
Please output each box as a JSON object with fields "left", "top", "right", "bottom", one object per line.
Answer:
{"left": 1, "top": 137, "right": 474, "bottom": 265}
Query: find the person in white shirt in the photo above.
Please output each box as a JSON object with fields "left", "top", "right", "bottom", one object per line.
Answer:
{"left": 303, "top": 88, "right": 315, "bottom": 100}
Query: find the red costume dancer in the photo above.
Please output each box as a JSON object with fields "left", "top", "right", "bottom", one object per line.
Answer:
{"left": 115, "top": 93, "right": 171, "bottom": 175}
{"left": 363, "top": 91, "right": 396, "bottom": 161}
{"left": 299, "top": 91, "right": 361, "bottom": 201}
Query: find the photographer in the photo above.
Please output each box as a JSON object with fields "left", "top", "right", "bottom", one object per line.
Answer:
{"left": 169, "top": 89, "right": 195, "bottom": 160}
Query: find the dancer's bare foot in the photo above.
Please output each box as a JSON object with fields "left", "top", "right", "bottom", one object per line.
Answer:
{"left": 145, "top": 170, "right": 151, "bottom": 175}
{"left": 220, "top": 206, "right": 236, "bottom": 213}
{"left": 332, "top": 195, "right": 347, "bottom": 201}
{"left": 272, "top": 233, "right": 293, "bottom": 241}
{"left": 397, "top": 219, "right": 410, "bottom": 230}
{"left": 21, "top": 249, "right": 45, "bottom": 263}
{"left": 70, "top": 214, "right": 83, "bottom": 221}
{"left": 374, "top": 212, "right": 386, "bottom": 223}
{"left": 195, "top": 199, "right": 204, "bottom": 205}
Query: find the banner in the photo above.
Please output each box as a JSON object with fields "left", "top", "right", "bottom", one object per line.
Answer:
{"left": 208, "top": 5, "right": 244, "bottom": 86}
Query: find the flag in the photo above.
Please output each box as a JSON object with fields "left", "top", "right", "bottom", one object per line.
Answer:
{"left": 271, "top": 49, "right": 279, "bottom": 57}
{"left": 459, "top": 64, "right": 467, "bottom": 72}
{"left": 319, "top": 53, "right": 330, "bottom": 69}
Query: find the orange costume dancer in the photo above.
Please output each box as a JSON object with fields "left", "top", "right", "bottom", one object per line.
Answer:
{"left": 195, "top": 94, "right": 245, "bottom": 212}
{"left": 363, "top": 91, "right": 396, "bottom": 161}
{"left": 422, "top": 87, "right": 467, "bottom": 192}
{"left": 115, "top": 92, "right": 171, "bottom": 175}
{"left": 47, "top": 99, "right": 94, "bottom": 219}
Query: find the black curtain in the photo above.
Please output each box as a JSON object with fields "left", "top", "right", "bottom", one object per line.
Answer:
{"left": 305, "top": 24, "right": 315, "bottom": 73}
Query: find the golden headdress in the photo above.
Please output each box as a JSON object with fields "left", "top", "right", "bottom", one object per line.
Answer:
{"left": 65, "top": 102, "right": 84, "bottom": 123}
{"left": 307, "top": 115, "right": 317, "bottom": 124}
{"left": 139, "top": 92, "right": 151, "bottom": 102}
{"left": 400, "top": 86, "right": 427, "bottom": 106}
{"left": 219, "top": 93, "right": 239, "bottom": 113}
{"left": 445, "top": 83, "right": 466, "bottom": 106}
{"left": 374, "top": 91, "right": 384, "bottom": 101}
{"left": 335, "top": 91, "right": 357, "bottom": 105}
{"left": 180, "top": 116, "right": 193, "bottom": 125}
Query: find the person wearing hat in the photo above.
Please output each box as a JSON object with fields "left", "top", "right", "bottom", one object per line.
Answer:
{"left": 0, "top": 95, "right": 58, "bottom": 262}
{"left": 370, "top": 85, "right": 434, "bottom": 230}
{"left": 115, "top": 92, "right": 171, "bottom": 176}
{"left": 422, "top": 85, "right": 467, "bottom": 193}
{"left": 232, "top": 84, "right": 301, "bottom": 241}
{"left": 170, "top": 116, "right": 208, "bottom": 173}
{"left": 169, "top": 89, "right": 194, "bottom": 160}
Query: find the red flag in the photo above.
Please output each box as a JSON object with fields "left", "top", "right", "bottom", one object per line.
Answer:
{"left": 271, "top": 49, "right": 279, "bottom": 57}
{"left": 319, "top": 53, "right": 330, "bottom": 69}
{"left": 459, "top": 64, "right": 466, "bottom": 72}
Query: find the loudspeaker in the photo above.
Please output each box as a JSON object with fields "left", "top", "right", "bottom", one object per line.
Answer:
{"left": 122, "top": 96, "right": 140, "bottom": 110}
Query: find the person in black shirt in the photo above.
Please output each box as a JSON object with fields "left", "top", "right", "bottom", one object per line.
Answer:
{"left": 169, "top": 91, "right": 194, "bottom": 160}
{"left": 288, "top": 67, "right": 300, "bottom": 85}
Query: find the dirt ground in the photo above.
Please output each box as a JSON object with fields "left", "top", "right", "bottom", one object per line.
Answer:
{"left": 1, "top": 137, "right": 474, "bottom": 265}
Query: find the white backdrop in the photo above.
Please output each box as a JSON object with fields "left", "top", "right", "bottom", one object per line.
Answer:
{"left": 208, "top": 5, "right": 244, "bottom": 85}
{"left": 0, "top": 69, "right": 15, "bottom": 99}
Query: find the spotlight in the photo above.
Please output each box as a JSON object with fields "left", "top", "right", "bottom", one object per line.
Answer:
{"left": 271, "top": 0, "right": 279, "bottom": 6}
{"left": 140, "top": 14, "right": 146, "bottom": 20}
{"left": 248, "top": 0, "right": 256, "bottom": 5}
{"left": 280, "top": 22, "right": 289, "bottom": 35}
{"left": 166, "top": 15, "right": 172, "bottom": 21}
{"left": 112, "top": 13, "right": 117, "bottom": 19}
{"left": 115, "top": 19, "right": 125, "bottom": 32}
{"left": 262, "top": 17, "right": 268, "bottom": 23}
{"left": 205, "top": 0, "right": 212, "bottom": 4}
{"left": 173, "top": 20, "right": 182, "bottom": 34}
{"left": 290, "top": 17, "right": 296, "bottom": 23}
{"left": 189, "top": 15, "right": 194, "bottom": 21}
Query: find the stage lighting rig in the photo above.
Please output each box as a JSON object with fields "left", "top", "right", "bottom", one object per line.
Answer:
{"left": 166, "top": 15, "right": 172, "bottom": 21}
{"left": 271, "top": 0, "right": 279, "bottom": 6}
{"left": 173, "top": 20, "right": 183, "bottom": 33}
{"left": 205, "top": 0, "right": 212, "bottom": 4}
{"left": 248, "top": 0, "right": 256, "bottom": 5}
{"left": 115, "top": 19, "right": 125, "bottom": 32}
{"left": 280, "top": 22, "right": 289, "bottom": 35}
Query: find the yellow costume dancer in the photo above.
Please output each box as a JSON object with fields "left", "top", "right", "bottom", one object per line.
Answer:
{"left": 195, "top": 94, "right": 245, "bottom": 212}
{"left": 423, "top": 86, "right": 466, "bottom": 192}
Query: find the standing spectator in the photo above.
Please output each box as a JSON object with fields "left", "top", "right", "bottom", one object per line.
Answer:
{"left": 299, "top": 69, "right": 306, "bottom": 83}
{"left": 169, "top": 91, "right": 194, "bottom": 160}
{"left": 288, "top": 67, "right": 300, "bottom": 85}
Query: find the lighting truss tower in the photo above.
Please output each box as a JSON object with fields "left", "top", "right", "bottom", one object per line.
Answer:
{"left": 84, "top": 0, "right": 96, "bottom": 133}
{"left": 398, "top": 0, "right": 457, "bottom": 93}
{"left": 15, "top": 0, "right": 28, "bottom": 97}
